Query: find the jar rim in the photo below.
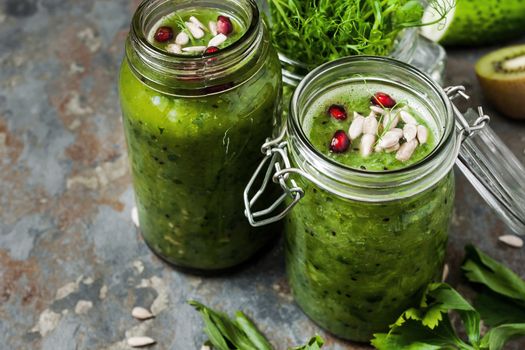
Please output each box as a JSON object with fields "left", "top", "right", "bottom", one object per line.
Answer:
{"left": 288, "top": 56, "right": 458, "bottom": 200}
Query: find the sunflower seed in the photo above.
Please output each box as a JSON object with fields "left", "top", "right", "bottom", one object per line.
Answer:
{"left": 175, "top": 32, "right": 189, "bottom": 45}
{"left": 127, "top": 336, "right": 156, "bottom": 347}
{"left": 399, "top": 110, "right": 418, "bottom": 125}
{"left": 348, "top": 113, "right": 365, "bottom": 140}
{"left": 385, "top": 143, "right": 400, "bottom": 153}
{"left": 360, "top": 134, "right": 376, "bottom": 157}
{"left": 396, "top": 139, "right": 418, "bottom": 162}
{"left": 370, "top": 106, "right": 385, "bottom": 115}
{"left": 132, "top": 307, "right": 154, "bottom": 320}
{"left": 182, "top": 46, "right": 207, "bottom": 53}
{"left": 363, "top": 115, "right": 379, "bottom": 135}
{"left": 208, "top": 33, "right": 227, "bottom": 47}
{"left": 189, "top": 16, "right": 207, "bottom": 31}
{"left": 379, "top": 130, "right": 402, "bottom": 148}
{"left": 417, "top": 125, "right": 428, "bottom": 144}
{"left": 382, "top": 111, "right": 399, "bottom": 131}
{"left": 186, "top": 22, "right": 205, "bottom": 39}
{"left": 498, "top": 235, "right": 523, "bottom": 248}
{"left": 166, "top": 44, "right": 182, "bottom": 54}
{"left": 209, "top": 21, "right": 218, "bottom": 36}
{"left": 403, "top": 124, "right": 418, "bottom": 142}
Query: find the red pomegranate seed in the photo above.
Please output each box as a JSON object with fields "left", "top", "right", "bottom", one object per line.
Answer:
{"left": 328, "top": 104, "right": 347, "bottom": 120}
{"left": 330, "top": 130, "right": 350, "bottom": 153}
{"left": 204, "top": 46, "right": 220, "bottom": 55}
{"left": 371, "top": 92, "right": 396, "bottom": 108}
{"left": 217, "top": 15, "right": 233, "bottom": 35}
{"left": 154, "top": 26, "right": 173, "bottom": 42}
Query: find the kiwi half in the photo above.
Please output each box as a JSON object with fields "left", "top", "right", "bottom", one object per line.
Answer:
{"left": 475, "top": 45, "right": 525, "bottom": 120}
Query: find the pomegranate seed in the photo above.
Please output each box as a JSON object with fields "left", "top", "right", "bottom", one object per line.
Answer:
{"left": 204, "top": 46, "right": 220, "bottom": 55}
{"left": 328, "top": 104, "right": 347, "bottom": 120}
{"left": 329, "top": 130, "right": 350, "bottom": 153}
{"left": 154, "top": 26, "right": 173, "bottom": 42}
{"left": 371, "top": 92, "right": 396, "bottom": 108}
{"left": 217, "top": 15, "right": 233, "bottom": 35}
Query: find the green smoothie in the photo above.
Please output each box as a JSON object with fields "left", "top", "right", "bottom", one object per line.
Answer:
{"left": 285, "top": 85, "right": 454, "bottom": 341}
{"left": 120, "top": 4, "right": 282, "bottom": 270}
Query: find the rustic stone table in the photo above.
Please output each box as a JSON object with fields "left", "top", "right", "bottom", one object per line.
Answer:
{"left": 1, "top": 1, "right": 524, "bottom": 349}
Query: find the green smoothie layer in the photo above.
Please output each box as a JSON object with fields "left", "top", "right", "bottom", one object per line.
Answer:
{"left": 304, "top": 84, "right": 437, "bottom": 171}
{"left": 149, "top": 9, "right": 244, "bottom": 55}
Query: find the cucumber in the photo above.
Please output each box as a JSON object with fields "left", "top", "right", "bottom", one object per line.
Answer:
{"left": 421, "top": 0, "right": 525, "bottom": 46}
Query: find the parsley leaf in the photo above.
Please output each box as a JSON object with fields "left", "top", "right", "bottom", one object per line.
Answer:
{"left": 480, "top": 324, "right": 525, "bottom": 350}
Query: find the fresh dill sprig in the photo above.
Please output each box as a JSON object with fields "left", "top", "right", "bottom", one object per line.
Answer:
{"left": 268, "top": 0, "right": 455, "bottom": 68}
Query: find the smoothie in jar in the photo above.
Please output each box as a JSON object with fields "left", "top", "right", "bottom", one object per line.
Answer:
{"left": 274, "top": 58, "right": 457, "bottom": 341}
{"left": 119, "top": 0, "right": 282, "bottom": 271}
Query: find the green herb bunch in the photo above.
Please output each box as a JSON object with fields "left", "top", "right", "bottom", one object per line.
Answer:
{"left": 268, "top": 0, "right": 454, "bottom": 68}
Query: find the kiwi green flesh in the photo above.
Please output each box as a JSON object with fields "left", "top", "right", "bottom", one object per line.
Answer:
{"left": 476, "top": 45, "right": 525, "bottom": 81}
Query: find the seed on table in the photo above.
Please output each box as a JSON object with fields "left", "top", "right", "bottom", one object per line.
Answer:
{"left": 348, "top": 114, "right": 365, "bottom": 140}
{"left": 396, "top": 139, "right": 418, "bottom": 162}
{"left": 403, "top": 124, "right": 418, "bottom": 142}
{"left": 417, "top": 125, "right": 428, "bottom": 144}
{"left": 208, "top": 33, "right": 227, "bottom": 47}
{"left": 127, "top": 336, "right": 156, "bottom": 347}
{"left": 186, "top": 22, "right": 205, "bottom": 39}
{"left": 131, "top": 207, "right": 139, "bottom": 227}
{"left": 399, "top": 110, "right": 418, "bottom": 125}
{"left": 175, "top": 32, "right": 189, "bottom": 45}
{"left": 132, "top": 307, "right": 154, "bottom": 320}
{"left": 498, "top": 235, "right": 523, "bottom": 248}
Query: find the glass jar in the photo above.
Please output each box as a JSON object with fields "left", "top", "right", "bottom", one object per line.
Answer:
{"left": 119, "top": 0, "right": 282, "bottom": 271}
{"left": 244, "top": 56, "right": 525, "bottom": 340}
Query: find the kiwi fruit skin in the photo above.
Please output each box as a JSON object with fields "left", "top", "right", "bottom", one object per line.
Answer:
{"left": 475, "top": 45, "right": 525, "bottom": 120}
{"left": 437, "top": 0, "right": 525, "bottom": 46}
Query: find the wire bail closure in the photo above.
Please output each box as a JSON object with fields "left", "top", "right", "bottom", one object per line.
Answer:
{"left": 243, "top": 85, "right": 491, "bottom": 228}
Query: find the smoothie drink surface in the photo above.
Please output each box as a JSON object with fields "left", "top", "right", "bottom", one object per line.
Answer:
{"left": 120, "top": 3, "right": 282, "bottom": 270}
{"left": 285, "top": 83, "right": 454, "bottom": 341}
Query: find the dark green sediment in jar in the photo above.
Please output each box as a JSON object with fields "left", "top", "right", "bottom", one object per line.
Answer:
{"left": 119, "top": 3, "right": 282, "bottom": 270}
{"left": 285, "top": 83, "right": 454, "bottom": 341}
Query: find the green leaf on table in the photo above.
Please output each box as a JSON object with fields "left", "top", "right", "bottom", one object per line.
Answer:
{"left": 480, "top": 324, "right": 525, "bottom": 350}
{"left": 288, "top": 335, "right": 324, "bottom": 350}
{"left": 371, "top": 283, "right": 478, "bottom": 350}
{"left": 474, "top": 290, "right": 525, "bottom": 327}
{"left": 189, "top": 300, "right": 272, "bottom": 350}
{"left": 463, "top": 245, "right": 525, "bottom": 306}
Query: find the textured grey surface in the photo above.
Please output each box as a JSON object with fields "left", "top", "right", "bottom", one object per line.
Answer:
{"left": 0, "top": 1, "right": 524, "bottom": 349}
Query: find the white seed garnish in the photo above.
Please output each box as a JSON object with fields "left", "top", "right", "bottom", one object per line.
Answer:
{"left": 498, "top": 235, "right": 524, "bottom": 248}
{"left": 201, "top": 346, "right": 212, "bottom": 350}
{"left": 175, "top": 32, "right": 189, "bottom": 45}
{"left": 390, "top": 128, "right": 404, "bottom": 139}
{"left": 189, "top": 16, "right": 207, "bottom": 31}
{"left": 348, "top": 113, "right": 365, "bottom": 140}
{"left": 374, "top": 145, "right": 384, "bottom": 153}
{"left": 399, "top": 110, "right": 418, "bottom": 125}
{"left": 403, "top": 124, "right": 418, "bottom": 142}
{"left": 132, "top": 307, "right": 154, "bottom": 320}
{"left": 127, "top": 336, "right": 156, "bottom": 347}
{"left": 382, "top": 111, "right": 399, "bottom": 131}
{"left": 442, "top": 263, "right": 449, "bottom": 282}
{"left": 209, "top": 21, "right": 218, "bottom": 36}
{"left": 131, "top": 206, "right": 139, "bottom": 227}
{"left": 186, "top": 22, "right": 205, "bottom": 39}
{"left": 385, "top": 143, "right": 400, "bottom": 153}
{"left": 396, "top": 139, "right": 418, "bottom": 162}
{"left": 166, "top": 44, "right": 182, "bottom": 54}
{"left": 182, "top": 46, "right": 207, "bottom": 53}
{"left": 208, "top": 33, "right": 227, "bottom": 47}
{"left": 379, "top": 130, "right": 402, "bottom": 148}
{"left": 417, "top": 125, "right": 428, "bottom": 144}
{"left": 360, "top": 134, "right": 376, "bottom": 157}
{"left": 370, "top": 106, "right": 385, "bottom": 115}
{"left": 363, "top": 115, "right": 379, "bottom": 135}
